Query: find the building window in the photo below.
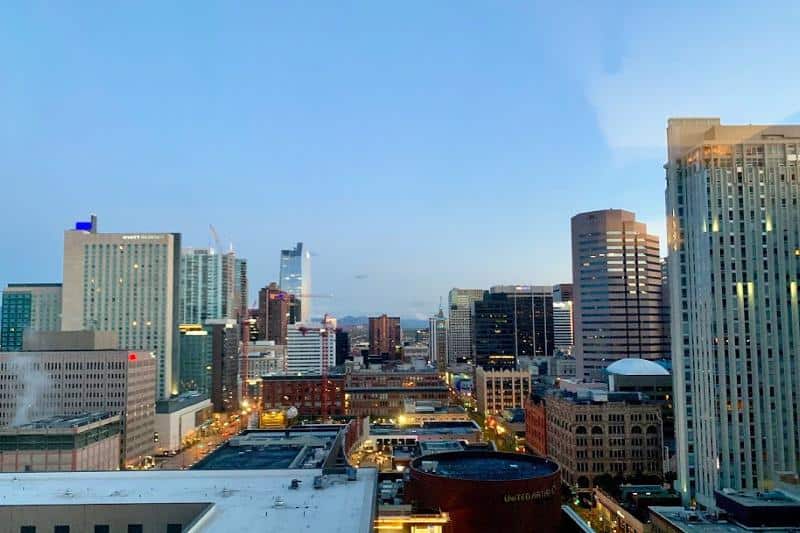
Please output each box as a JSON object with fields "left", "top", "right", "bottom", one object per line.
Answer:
{"left": 54, "top": 527, "right": 70, "bottom": 533}
{"left": 20, "top": 527, "right": 35, "bottom": 533}
{"left": 167, "top": 525, "right": 183, "bottom": 533}
{"left": 94, "top": 527, "right": 110, "bottom": 533}
{"left": 128, "top": 526, "right": 143, "bottom": 533}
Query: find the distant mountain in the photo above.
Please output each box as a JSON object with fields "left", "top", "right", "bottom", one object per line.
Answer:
{"left": 336, "top": 315, "right": 430, "bottom": 329}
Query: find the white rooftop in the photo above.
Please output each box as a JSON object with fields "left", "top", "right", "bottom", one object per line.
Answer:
{"left": 0, "top": 468, "right": 377, "bottom": 533}
{"left": 605, "top": 358, "right": 669, "bottom": 376}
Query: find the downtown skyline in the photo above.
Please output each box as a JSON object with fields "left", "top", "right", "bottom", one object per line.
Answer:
{"left": 2, "top": 2, "right": 800, "bottom": 317}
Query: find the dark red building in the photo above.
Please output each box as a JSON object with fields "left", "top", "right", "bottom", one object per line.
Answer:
{"left": 406, "top": 451, "right": 562, "bottom": 533}
{"left": 256, "top": 282, "right": 295, "bottom": 345}
{"left": 525, "top": 395, "right": 547, "bottom": 456}
{"left": 368, "top": 314, "right": 401, "bottom": 357}
{"left": 261, "top": 374, "right": 345, "bottom": 417}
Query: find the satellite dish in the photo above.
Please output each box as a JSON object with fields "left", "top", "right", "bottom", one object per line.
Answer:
{"left": 286, "top": 406, "right": 299, "bottom": 420}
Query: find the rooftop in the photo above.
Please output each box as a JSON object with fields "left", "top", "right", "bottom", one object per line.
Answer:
{"left": 192, "top": 427, "right": 343, "bottom": 471}
{"left": 412, "top": 451, "right": 559, "bottom": 481}
{"left": 0, "top": 469, "right": 377, "bottom": 533}
{"left": 649, "top": 506, "right": 800, "bottom": 532}
{"left": 605, "top": 358, "right": 670, "bottom": 376}
{"left": 370, "top": 421, "right": 481, "bottom": 437}
{"left": 1, "top": 412, "right": 118, "bottom": 431}
{"left": 156, "top": 391, "right": 211, "bottom": 413}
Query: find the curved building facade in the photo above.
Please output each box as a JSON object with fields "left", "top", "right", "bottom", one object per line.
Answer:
{"left": 406, "top": 451, "right": 561, "bottom": 533}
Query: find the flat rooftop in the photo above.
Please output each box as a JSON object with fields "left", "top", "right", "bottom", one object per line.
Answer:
{"left": 2, "top": 411, "right": 118, "bottom": 430}
{"left": 649, "top": 506, "right": 800, "bottom": 532}
{"left": 156, "top": 391, "right": 211, "bottom": 413}
{"left": 0, "top": 469, "right": 377, "bottom": 533}
{"left": 413, "top": 452, "right": 559, "bottom": 481}
{"left": 371, "top": 421, "right": 480, "bottom": 436}
{"left": 192, "top": 428, "right": 342, "bottom": 471}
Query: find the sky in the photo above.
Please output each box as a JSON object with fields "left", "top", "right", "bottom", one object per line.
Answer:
{"left": 2, "top": 1, "right": 799, "bottom": 319}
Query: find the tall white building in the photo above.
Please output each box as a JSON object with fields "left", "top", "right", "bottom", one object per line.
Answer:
{"left": 428, "top": 309, "right": 448, "bottom": 371}
{"left": 666, "top": 118, "right": 800, "bottom": 506}
{"left": 61, "top": 216, "right": 180, "bottom": 399}
{"left": 179, "top": 248, "right": 237, "bottom": 324}
{"left": 279, "top": 242, "right": 311, "bottom": 323}
{"left": 286, "top": 322, "right": 336, "bottom": 374}
{"left": 447, "top": 288, "right": 484, "bottom": 364}
{"left": 552, "top": 301, "right": 574, "bottom": 354}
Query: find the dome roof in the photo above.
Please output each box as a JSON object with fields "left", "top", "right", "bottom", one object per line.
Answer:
{"left": 605, "top": 358, "right": 669, "bottom": 376}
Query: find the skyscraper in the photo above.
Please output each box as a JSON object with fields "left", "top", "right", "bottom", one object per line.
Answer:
{"left": 552, "top": 301, "right": 573, "bottom": 354}
{"left": 279, "top": 242, "right": 311, "bottom": 323}
{"left": 179, "top": 248, "right": 237, "bottom": 324}
{"left": 368, "top": 314, "right": 401, "bottom": 357}
{"left": 666, "top": 118, "right": 800, "bottom": 506}
{"left": 571, "top": 209, "right": 667, "bottom": 380}
{"left": 234, "top": 257, "right": 248, "bottom": 318}
{"left": 61, "top": 216, "right": 181, "bottom": 399}
{"left": 447, "top": 288, "right": 484, "bottom": 364}
{"left": 286, "top": 322, "right": 336, "bottom": 374}
{"left": 428, "top": 308, "right": 448, "bottom": 371}
{"left": 256, "top": 282, "right": 294, "bottom": 344}
{"left": 491, "top": 285, "right": 554, "bottom": 358}
{"left": 0, "top": 283, "right": 62, "bottom": 351}
{"left": 206, "top": 318, "right": 240, "bottom": 413}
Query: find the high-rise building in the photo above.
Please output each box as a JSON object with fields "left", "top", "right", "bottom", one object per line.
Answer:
{"left": 206, "top": 319, "right": 239, "bottom": 413}
{"left": 61, "top": 216, "right": 181, "bottom": 399}
{"left": 286, "top": 322, "right": 336, "bottom": 374}
{"left": 666, "top": 118, "right": 800, "bottom": 506}
{"left": 234, "top": 257, "right": 248, "bottom": 318}
{"left": 429, "top": 308, "right": 448, "bottom": 371}
{"left": 257, "top": 282, "right": 294, "bottom": 344}
{"left": 473, "top": 291, "right": 515, "bottom": 369}
{"left": 553, "top": 283, "right": 573, "bottom": 303}
{"left": 178, "top": 323, "right": 212, "bottom": 395}
{"left": 179, "top": 248, "right": 237, "bottom": 324}
{"left": 552, "top": 301, "right": 574, "bottom": 354}
{"left": 0, "top": 331, "right": 156, "bottom": 467}
{"left": 279, "top": 242, "right": 311, "bottom": 323}
{"left": 447, "top": 288, "right": 484, "bottom": 364}
{"left": 0, "top": 283, "right": 62, "bottom": 351}
{"left": 490, "top": 285, "right": 554, "bottom": 357}
{"left": 368, "top": 314, "right": 401, "bottom": 357}
{"left": 335, "top": 328, "right": 350, "bottom": 366}
{"left": 571, "top": 209, "right": 667, "bottom": 380}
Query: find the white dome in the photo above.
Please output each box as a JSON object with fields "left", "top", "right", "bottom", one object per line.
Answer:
{"left": 605, "top": 358, "right": 669, "bottom": 376}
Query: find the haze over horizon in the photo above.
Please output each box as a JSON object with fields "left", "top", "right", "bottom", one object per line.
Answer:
{"left": 2, "top": 2, "right": 799, "bottom": 317}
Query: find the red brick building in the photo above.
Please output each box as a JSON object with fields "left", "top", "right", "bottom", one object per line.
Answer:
{"left": 368, "top": 314, "right": 401, "bottom": 356}
{"left": 525, "top": 395, "right": 548, "bottom": 456}
{"left": 345, "top": 369, "right": 449, "bottom": 418}
{"left": 261, "top": 374, "right": 345, "bottom": 417}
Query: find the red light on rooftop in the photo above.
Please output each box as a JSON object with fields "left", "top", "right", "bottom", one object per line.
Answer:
{"left": 128, "top": 353, "right": 137, "bottom": 361}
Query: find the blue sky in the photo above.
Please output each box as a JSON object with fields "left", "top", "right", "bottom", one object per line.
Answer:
{"left": 2, "top": 2, "right": 799, "bottom": 318}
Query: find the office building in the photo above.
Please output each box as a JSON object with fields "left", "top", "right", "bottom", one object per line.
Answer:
{"left": 571, "top": 209, "right": 667, "bottom": 380}
{"left": 345, "top": 368, "right": 449, "bottom": 417}
{"left": 335, "top": 328, "right": 350, "bottom": 366}
{"left": 447, "top": 288, "right": 484, "bottom": 364}
{"left": 552, "top": 301, "right": 574, "bottom": 354}
{"left": 279, "top": 242, "right": 311, "bottom": 323}
{"left": 473, "top": 367, "right": 531, "bottom": 415}
{"left": 666, "top": 119, "right": 800, "bottom": 506}
{"left": 234, "top": 257, "right": 248, "bottom": 318}
{"left": 0, "top": 331, "right": 156, "bottom": 466}
{"left": 261, "top": 374, "right": 346, "bottom": 417}
{"left": 0, "top": 412, "right": 121, "bottom": 472}
{"left": 240, "top": 340, "right": 287, "bottom": 381}
{"left": 178, "top": 323, "right": 212, "bottom": 395}
{"left": 257, "top": 282, "right": 294, "bottom": 344}
{"left": 428, "top": 308, "right": 448, "bottom": 371}
{"left": 0, "top": 283, "right": 62, "bottom": 351}
{"left": 61, "top": 215, "right": 181, "bottom": 399}
{"left": 179, "top": 248, "right": 237, "bottom": 324}
{"left": 544, "top": 390, "right": 664, "bottom": 488}
{"left": 553, "top": 283, "right": 573, "bottom": 303}
{"left": 368, "top": 314, "right": 401, "bottom": 357}
{"left": 206, "top": 319, "right": 239, "bottom": 413}
{"left": 286, "top": 322, "right": 336, "bottom": 374}
{"left": 154, "top": 392, "right": 213, "bottom": 455}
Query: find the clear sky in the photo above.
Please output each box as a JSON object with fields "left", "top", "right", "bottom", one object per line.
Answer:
{"left": 2, "top": 2, "right": 799, "bottom": 318}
